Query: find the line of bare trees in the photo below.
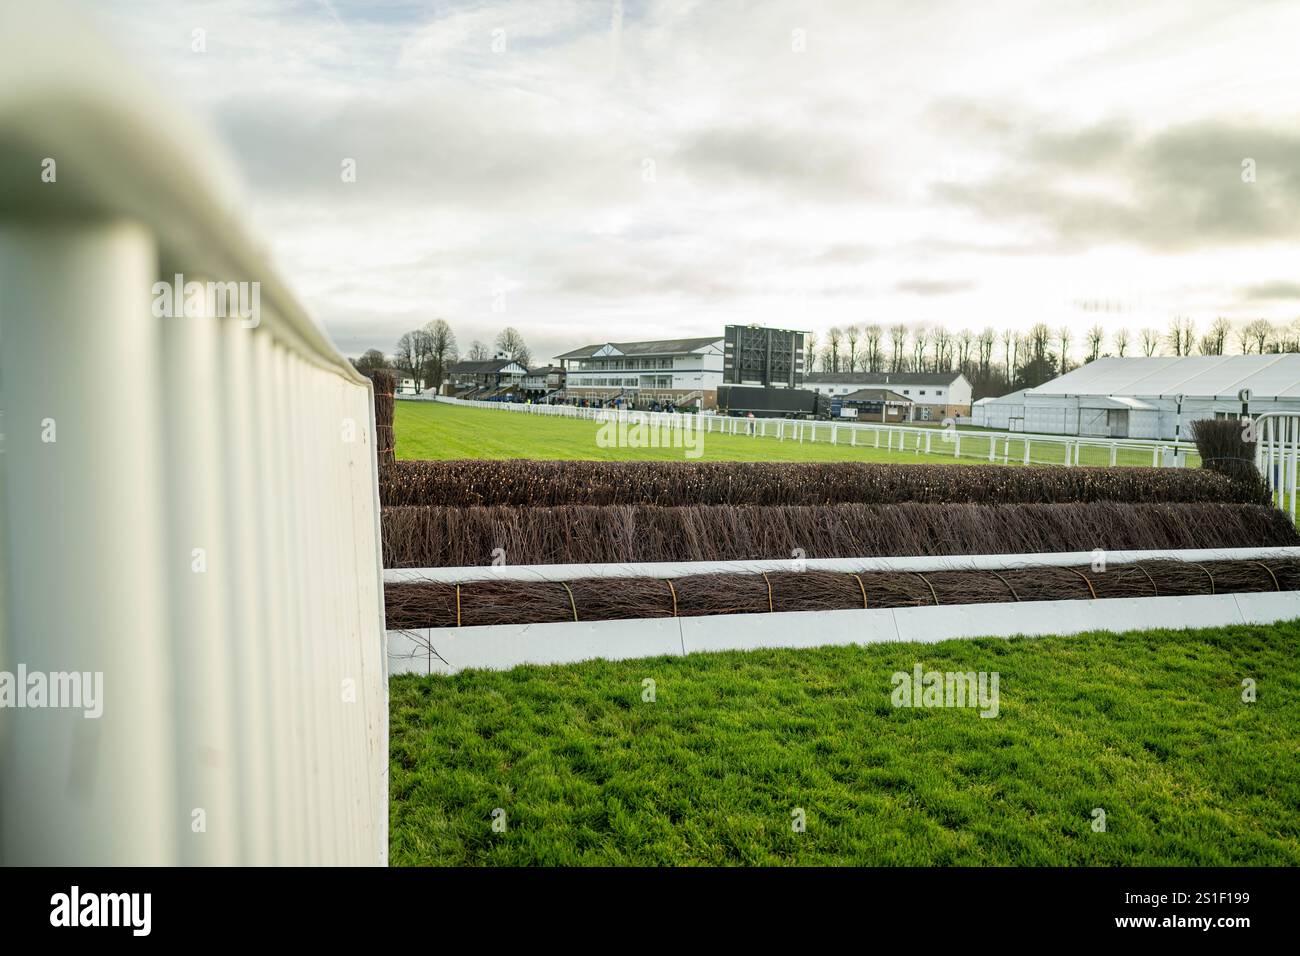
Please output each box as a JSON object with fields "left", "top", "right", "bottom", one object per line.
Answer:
{"left": 809, "top": 316, "right": 1300, "bottom": 399}
{"left": 352, "top": 322, "right": 533, "bottom": 393}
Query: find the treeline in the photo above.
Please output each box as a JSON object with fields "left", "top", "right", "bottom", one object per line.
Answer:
{"left": 350, "top": 322, "right": 532, "bottom": 393}
{"left": 808, "top": 316, "right": 1300, "bottom": 400}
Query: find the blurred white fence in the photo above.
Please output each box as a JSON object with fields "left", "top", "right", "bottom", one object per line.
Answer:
{"left": 0, "top": 5, "right": 387, "bottom": 865}
{"left": 431, "top": 396, "right": 1200, "bottom": 468}
{"left": 1255, "top": 413, "right": 1300, "bottom": 520}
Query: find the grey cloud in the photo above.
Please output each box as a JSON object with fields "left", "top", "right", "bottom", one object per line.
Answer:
{"left": 932, "top": 116, "right": 1300, "bottom": 250}
{"left": 213, "top": 91, "right": 645, "bottom": 210}
{"left": 895, "top": 278, "right": 975, "bottom": 295}
{"left": 552, "top": 261, "right": 741, "bottom": 300}
{"left": 1242, "top": 281, "right": 1300, "bottom": 300}
{"left": 674, "top": 125, "right": 877, "bottom": 199}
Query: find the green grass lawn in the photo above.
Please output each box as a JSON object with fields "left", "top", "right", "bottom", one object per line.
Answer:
{"left": 389, "top": 620, "right": 1300, "bottom": 866}
{"left": 395, "top": 400, "right": 1197, "bottom": 466}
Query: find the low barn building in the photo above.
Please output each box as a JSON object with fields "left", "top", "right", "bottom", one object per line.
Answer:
{"left": 834, "top": 388, "right": 914, "bottom": 422}
{"left": 973, "top": 355, "right": 1300, "bottom": 439}
{"left": 803, "top": 371, "right": 972, "bottom": 422}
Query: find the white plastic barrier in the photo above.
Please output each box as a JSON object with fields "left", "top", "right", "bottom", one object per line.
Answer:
{"left": 428, "top": 395, "right": 1198, "bottom": 468}
{"left": 1255, "top": 412, "right": 1300, "bottom": 521}
{"left": 385, "top": 546, "right": 1300, "bottom": 585}
{"left": 0, "top": 5, "right": 387, "bottom": 865}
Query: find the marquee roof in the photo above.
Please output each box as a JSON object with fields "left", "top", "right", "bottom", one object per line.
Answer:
{"left": 1026, "top": 355, "right": 1300, "bottom": 400}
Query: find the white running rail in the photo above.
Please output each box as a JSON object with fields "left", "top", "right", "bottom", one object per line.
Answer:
{"left": 1254, "top": 412, "right": 1300, "bottom": 520}
{"left": 427, "top": 395, "right": 1199, "bottom": 468}
{"left": 0, "top": 5, "right": 387, "bottom": 865}
{"left": 385, "top": 546, "right": 1300, "bottom": 585}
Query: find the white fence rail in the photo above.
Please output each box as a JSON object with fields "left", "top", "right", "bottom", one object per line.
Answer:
{"left": 428, "top": 395, "right": 1199, "bottom": 468}
{"left": 385, "top": 546, "right": 1300, "bottom": 585}
{"left": 0, "top": 5, "right": 386, "bottom": 865}
{"left": 1255, "top": 413, "right": 1300, "bottom": 520}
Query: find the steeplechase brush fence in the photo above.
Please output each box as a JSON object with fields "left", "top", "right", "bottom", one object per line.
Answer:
{"left": 372, "top": 369, "right": 396, "bottom": 466}
{"left": 384, "top": 546, "right": 1300, "bottom": 674}
{"left": 380, "top": 501, "right": 1300, "bottom": 568}
{"left": 385, "top": 557, "right": 1300, "bottom": 629}
{"left": 380, "top": 459, "right": 1266, "bottom": 508}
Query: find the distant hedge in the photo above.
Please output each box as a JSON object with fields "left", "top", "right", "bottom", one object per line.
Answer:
{"left": 381, "top": 501, "right": 1298, "bottom": 568}
{"left": 379, "top": 460, "right": 1268, "bottom": 508}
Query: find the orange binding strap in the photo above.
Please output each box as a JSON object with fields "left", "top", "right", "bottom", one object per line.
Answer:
{"left": 1253, "top": 562, "right": 1281, "bottom": 591}
{"left": 562, "top": 582, "right": 578, "bottom": 621}
{"left": 851, "top": 573, "right": 868, "bottom": 609}
{"left": 1135, "top": 562, "right": 1159, "bottom": 596}
{"left": 990, "top": 569, "right": 1019, "bottom": 601}
{"left": 914, "top": 572, "right": 939, "bottom": 606}
{"left": 1065, "top": 567, "right": 1098, "bottom": 600}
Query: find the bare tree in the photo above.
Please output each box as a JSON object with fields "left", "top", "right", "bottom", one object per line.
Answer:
{"left": 1085, "top": 324, "right": 1105, "bottom": 363}
{"left": 1282, "top": 318, "right": 1300, "bottom": 353}
{"left": 1200, "top": 317, "right": 1231, "bottom": 356}
{"left": 826, "top": 326, "right": 844, "bottom": 373}
{"left": 495, "top": 326, "right": 532, "bottom": 367}
{"left": 1246, "top": 318, "right": 1274, "bottom": 354}
{"left": 394, "top": 332, "right": 420, "bottom": 382}
{"left": 1234, "top": 321, "right": 1253, "bottom": 354}
{"left": 1000, "top": 328, "right": 1017, "bottom": 387}
{"left": 863, "top": 324, "right": 883, "bottom": 372}
{"left": 1140, "top": 328, "right": 1161, "bottom": 357}
{"left": 931, "top": 325, "right": 952, "bottom": 372}
{"left": 845, "top": 324, "right": 860, "bottom": 373}
{"left": 888, "top": 323, "right": 908, "bottom": 372}
{"left": 423, "top": 318, "right": 458, "bottom": 392}
{"left": 1167, "top": 315, "right": 1195, "bottom": 356}
{"left": 354, "top": 349, "right": 387, "bottom": 375}
{"left": 911, "top": 325, "right": 929, "bottom": 373}
{"left": 957, "top": 328, "right": 975, "bottom": 371}
{"left": 412, "top": 330, "right": 436, "bottom": 387}
{"left": 1027, "top": 323, "right": 1052, "bottom": 363}
{"left": 1056, "top": 326, "right": 1072, "bottom": 374}
{"left": 467, "top": 339, "right": 491, "bottom": 361}
{"left": 978, "top": 327, "right": 996, "bottom": 378}
{"left": 805, "top": 331, "right": 819, "bottom": 372}
{"left": 1113, "top": 327, "right": 1130, "bottom": 357}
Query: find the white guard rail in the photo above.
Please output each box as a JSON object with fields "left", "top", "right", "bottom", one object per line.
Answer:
{"left": 385, "top": 546, "right": 1300, "bottom": 585}
{"left": 0, "top": 5, "right": 387, "bottom": 865}
{"left": 428, "top": 396, "right": 1199, "bottom": 468}
{"left": 1254, "top": 412, "right": 1300, "bottom": 521}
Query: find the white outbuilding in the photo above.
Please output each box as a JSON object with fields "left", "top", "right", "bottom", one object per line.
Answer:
{"left": 973, "top": 354, "right": 1300, "bottom": 439}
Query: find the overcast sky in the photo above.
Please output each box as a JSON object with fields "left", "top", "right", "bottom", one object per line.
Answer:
{"left": 102, "top": 0, "right": 1300, "bottom": 364}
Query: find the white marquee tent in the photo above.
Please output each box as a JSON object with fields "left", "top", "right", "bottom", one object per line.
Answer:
{"left": 973, "top": 355, "right": 1300, "bottom": 439}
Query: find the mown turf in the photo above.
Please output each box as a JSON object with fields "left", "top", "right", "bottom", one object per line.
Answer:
{"left": 395, "top": 400, "right": 1197, "bottom": 467}
{"left": 389, "top": 621, "right": 1300, "bottom": 866}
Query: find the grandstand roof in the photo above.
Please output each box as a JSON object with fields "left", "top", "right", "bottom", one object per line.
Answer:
{"left": 555, "top": 337, "right": 722, "bottom": 360}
